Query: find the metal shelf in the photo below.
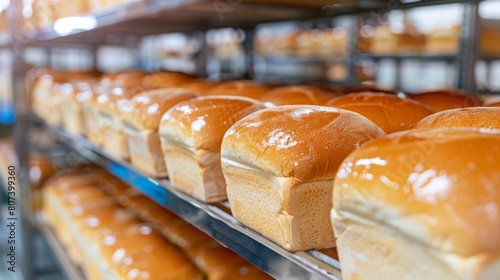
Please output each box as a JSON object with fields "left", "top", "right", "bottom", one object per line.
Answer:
{"left": 36, "top": 118, "right": 342, "bottom": 280}
{"left": 28, "top": 0, "right": 475, "bottom": 46}
{"left": 35, "top": 215, "right": 86, "bottom": 280}
{"left": 358, "top": 53, "right": 458, "bottom": 61}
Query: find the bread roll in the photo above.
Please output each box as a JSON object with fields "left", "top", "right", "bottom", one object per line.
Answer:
{"left": 159, "top": 96, "right": 265, "bottom": 202}
{"left": 30, "top": 155, "right": 56, "bottom": 211}
{"left": 121, "top": 88, "right": 198, "bottom": 177}
{"left": 96, "top": 85, "right": 147, "bottom": 160}
{"left": 102, "top": 224, "right": 203, "bottom": 280}
{"left": 206, "top": 80, "right": 271, "bottom": 99}
{"left": 178, "top": 79, "right": 219, "bottom": 95}
{"left": 221, "top": 105, "right": 385, "bottom": 251}
{"left": 61, "top": 80, "right": 98, "bottom": 135}
{"left": 78, "top": 85, "right": 108, "bottom": 143}
{"left": 425, "top": 25, "right": 460, "bottom": 54}
{"left": 332, "top": 128, "right": 500, "bottom": 280}
{"left": 142, "top": 71, "right": 196, "bottom": 88}
{"left": 99, "top": 70, "right": 148, "bottom": 88}
{"left": 326, "top": 93, "right": 433, "bottom": 133}
{"left": 409, "top": 90, "right": 482, "bottom": 112}
{"left": 415, "top": 107, "right": 500, "bottom": 130}
{"left": 259, "top": 85, "right": 336, "bottom": 107}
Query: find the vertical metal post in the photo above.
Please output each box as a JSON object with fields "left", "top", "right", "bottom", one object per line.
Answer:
{"left": 8, "top": 1, "right": 33, "bottom": 280}
{"left": 242, "top": 28, "right": 255, "bottom": 80}
{"left": 193, "top": 31, "right": 208, "bottom": 77}
{"left": 346, "top": 15, "right": 359, "bottom": 87}
{"left": 457, "top": 1, "right": 480, "bottom": 92}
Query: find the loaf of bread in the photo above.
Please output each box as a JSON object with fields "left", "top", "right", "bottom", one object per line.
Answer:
{"left": 142, "top": 71, "right": 196, "bottom": 88}
{"left": 326, "top": 92, "right": 433, "bottom": 133}
{"left": 61, "top": 80, "right": 98, "bottom": 135}
{"left": 221, "top": 105, "right": 385, "bottom": 251}
{"left": 259, "top": 85, "right": 336, "bottom": 107}
{"left": 121, "top": 88, "right": 198, "bottom": 177}
{"left": 415, "top": 107, "right": 500, "bottom": 129}
{"left": 409, "top": 90, "right": 482, "bottom": 112}
{"left": 159, "top": 96, "right": 265, "bottom": 202}
{"left": 332, "top": 128, "right": 500, "bottom": 280}
{"left": 178, "top": 79, "right": 219, "bottom": 95}
{"left": 96, "top": 85, "right": 147, "bottom": 160}
{"left": 206, "top": 80, "right": 271, "bottom": 99}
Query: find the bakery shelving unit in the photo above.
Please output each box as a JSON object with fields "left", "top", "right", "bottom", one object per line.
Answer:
{"left": 7, "top": 1, "right": 494, "bottom": 280}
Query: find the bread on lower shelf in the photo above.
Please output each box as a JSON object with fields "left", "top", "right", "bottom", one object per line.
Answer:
{"left": 326, "top": 92, "right": 434, "bottom": 133}
{"left": 332, "top": 128, "right": 500, "bottom": 280}
{"left": 41, "top": 165, "right": 274, "bottom": 279}
{"left": 221, "top": 105, "right": 385, "bottom": 251}
{"left": 121, "top": 88, "right": 198, "bottom": 177}
{"left": 159, "top": 96, "right": 265, "bottom": 202}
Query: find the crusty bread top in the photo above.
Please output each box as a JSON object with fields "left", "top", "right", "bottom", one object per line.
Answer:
{"left": 221, "top": 105, "right": 385, "bottom": 181}
{"left": 326, "top": 92, "right": 433, "bottom": 133}
{"left": 259, "top": 85, "right": 336, "bottom": 107}
{"left": 159, "top": 96, "right": 265, "bottom": 152}
{"left": 95, "top": 85, "right": 148, "bottom": 114}
{"left": 206, "top": 80, "right": 271, "bottom": 99}
{"left": 415, "top": 107, "right": 500, "bottom": 130}
{"left": 120, "top": 88, "right": 198, "bottom": 130}
{"left": 177, "top": 79, "right": 219, "bottom": 96}
{"left": 333, "top": 128, "right": 500, "bottom": 256}
{"left": 409, "top": 90, "right": 482, "bottom": 112}
{"left": 99, "top": 70, "right": 148, "bottom": 87}
{"left": 142, "top": 71, "right": 196, "bottom": 89}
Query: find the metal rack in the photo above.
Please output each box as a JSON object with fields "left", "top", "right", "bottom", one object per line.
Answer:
{"left": 4, "top": 1, "right": 497, "bottom": 279}
{"left": 36, "top": 117, "right": 342, "bottom": 280}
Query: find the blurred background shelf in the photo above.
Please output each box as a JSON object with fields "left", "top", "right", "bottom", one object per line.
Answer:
{"left": 36, "top": 117, "right": 342, "bottom": 280}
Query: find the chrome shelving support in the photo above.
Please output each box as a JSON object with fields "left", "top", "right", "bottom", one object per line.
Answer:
{"left": 242, "top": 28, "right": 255, "bottom": 80}
{"left": 9, "top": 1, "right": 33, "bottom": 280}
{"left": 457, "top": 1, "right": 480, "bottom": 92}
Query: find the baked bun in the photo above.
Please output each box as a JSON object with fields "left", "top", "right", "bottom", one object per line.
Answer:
{"left": 332, "top": 128, "right": 500, "bottom": 280}
{"left": 326, "top": 93, "right": 433, "bottom": 133}
{"left": 206, "top": 80, "right": 271, "bottom": 99}
{"left": 142, "top": 71, "right": 196, "bottom": 88}
{"left": 96, "top": 85, "right": 148, "bottom": 160}
{"left": 178, "top": 79, "right": 218, "bottom": 95}
{"left": 221, "top": 105, "right": 385, "bottom": 251}
{"left": 159, "top": 96, "right": 265, "bottom": 202}
{"left": 121, "top": 88, "right": 198, "bottom": 177}
{"left": 346, "top": 85, "right": 396, "bottom": 95}
{"left": 409, "top": 90, "right": 482, "bottom": 112}
{"left": 415, "top": 107, "right": 500, "bottom": 130}
{"left": 258, "top": 85, "right": 336, "bottom": 107}
{"left": 99, "top": 70, "right": 148, "bottom": 87}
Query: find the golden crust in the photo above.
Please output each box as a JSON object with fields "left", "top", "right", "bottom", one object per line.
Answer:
{"left": 326, "top": 93, "right": 433, "bottom": 133}
{"left": 333, "top": 128, "right": 500, "bottom": 256}
{"left": 206, "top": 80, "right": 271, "bottom": 99}
{"left": 159, "top": 96, "right": 265, "bottom": 152}
{"left": 409, "top": 90, "right": 482, "bottom": 112}
{"left": 221, "top": 105, "right": 386, "bottom": 181}
{"left": 120, "top": 88, "right": 198, "bottom": 130}
{"left": 415, "top": 107, "right": 500, "bottom": 130}
{"left": 259, "top": 85, "right": 336, "bottom": 106}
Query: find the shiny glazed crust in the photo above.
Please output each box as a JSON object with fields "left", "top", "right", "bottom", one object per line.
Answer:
{"left": 332, "top": 128, "right": 500, "bottom": 280}
{"left": 415, "top": 107, "right": 500, "bottom": 130}
{"left": 326, "top": 92, "right": 433, "bottom": 133}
